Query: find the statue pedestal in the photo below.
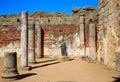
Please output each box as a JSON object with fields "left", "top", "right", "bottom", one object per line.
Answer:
{"left": 59, "top": 56, "right": 71, "bottom": 62}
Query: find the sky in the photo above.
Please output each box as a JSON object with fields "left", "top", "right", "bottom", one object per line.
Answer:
{"left": 0, "top": 0, "right": 98, "bottom": 15}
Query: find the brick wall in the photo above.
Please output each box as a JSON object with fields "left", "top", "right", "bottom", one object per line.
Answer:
{"left": 40, "top": 24, "right": 80, "bottom": 57}
{"left": 0, "top": 24, "right": 80, "bottom": 57}
{"left": 0, "top": 8, "right": 98, "bottom": 59}
{"left": 0, "top": 25, "right": 20, "bottom": 47}
{"left": 41, "top": 24, "right": 79, "bottom": 41}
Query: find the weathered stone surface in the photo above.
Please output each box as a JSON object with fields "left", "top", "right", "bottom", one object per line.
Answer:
{"left": 20, "top": 11, "right": 29, "bottom": 67}
{"left": 4, "top": 0, "right": 120, "bottom": 72}
{"left": 2, "top": 52, "right": 19, "bottom": 80}
{"left": 59, "top": 56, "right": 71, "bottom": 62}
{"left": 71, "top": 6, "right": 96, "bottom": 16}
{"left": 112, "top": 71, "right": 120, "bottom": 79}
{"left": 79, "top": 15, "right": 85, "bottom": 57}
{"left": 89, "top": 47, "right": 96, "bottom": 60}
{"left": 0, "top": 6, "right": 98, "bottom": 60}
{"left": 36, "top": 22, "right": 43, "bottom": 58}
{"left": 88, "top": 22, "right": 96, "bottom": 60}
{"left": 28, "top": 24, "right": 36, "bottom": 63}
{"left": 0, "top": 25, "right": 20, "bottom": 47}
{"left": 115, "top": 52, "right": 120, "bottom": 72}
{"left": 89, "top": 23, "right": 96, "bottom": 36}
{"left": 98, "top": 0, "right": 120, "bottom": 69}
{"left": 0, "top": 42, "right": 20, "bottom": 57}
{"left": 0, "top": 1, "right": 114, "bottom": 71}
{"left": 1, "top": 1, "right": 119, "bottom": 71}
{"left": 42, "top": 24, "right": 80, "bottom": 57}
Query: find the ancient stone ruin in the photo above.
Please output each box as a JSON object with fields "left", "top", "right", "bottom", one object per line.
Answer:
{"left": 0, "top": 0, "right": 120, "bottom": 78}
{"left": 2, "top": 52, "right": 19, "bottom": 80}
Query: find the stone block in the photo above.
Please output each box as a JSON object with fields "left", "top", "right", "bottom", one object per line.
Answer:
{"left": 89, "top": 47, "right": 96, "bottom": 60}
{"left": 85, "top": 47, "right": 89, "bottom": 57}
{"left": 112, "top": 71, "right": 120, "bottom": 79}
{"left": 89, "top": 37, "right": 95, "bottom": 47}
{"left": 59, "top": 56, "right": 71, "bottom": 62}
{"left": 115, "top": 52, "right": 120, "bottom": 71}
{"left": 11, "top": 18, "right": 17, "bottom": 22}
{"left": 1, "top": 52, "right": 20, "bottom": 80}
{"left": 89, "top": 23, "right": 95, "bottom": 36}
{"left": 79, "top": 16, "right": 84, "bottom": 23}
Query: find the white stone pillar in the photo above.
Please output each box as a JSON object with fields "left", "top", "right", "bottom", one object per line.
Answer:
{"left": 79, "top": 15, "right": 85, "bottom": 57}
{"left": 36, "top": 23, "right": 43, "bottom": 58}
{"left": 20, "top": 11, "right": 31, "bottom": 70}
{"left": 89, "top": 23, "right": 96, "bottom": 60}
{"left": 28, "top": 24, "right": 36, "bottom": 63}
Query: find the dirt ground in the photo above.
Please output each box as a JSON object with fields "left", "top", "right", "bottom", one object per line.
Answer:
{"left": 0, "top": 57, "right": 119, "bottom": 82}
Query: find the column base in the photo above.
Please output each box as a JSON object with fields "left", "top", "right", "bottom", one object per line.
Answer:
{"left": 20, "top": 66, "right": 32, "bottom": 70}
{"left": 28, "top": 60, "right": 37, "bottom": 64}
{"left": 1, "top": 68, "right": 20, "bottom": 80}
{"left": 112, "top": 71, "right": 120, "bottom": 79}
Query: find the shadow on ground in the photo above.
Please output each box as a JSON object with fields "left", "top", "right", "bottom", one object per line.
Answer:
{"left": 19, "top": 73, "right": 37, "bottom": 79}
{"left": 32, "top": 61, "right": 60, "bottom": 69}
{"left": 36, "top": 59, "right": 58, "bottom": 64}
{"left": 113, "top": 78, "right": 120, "bottom": 82}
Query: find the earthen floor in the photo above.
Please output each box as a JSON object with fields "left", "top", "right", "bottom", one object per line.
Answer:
{"left": 0, "top": 57, "right": 118, "bottom": 82}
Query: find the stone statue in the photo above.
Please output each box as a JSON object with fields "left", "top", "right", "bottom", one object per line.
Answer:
{"left": 59, "top": 38, "right": 67, "bottom": 56}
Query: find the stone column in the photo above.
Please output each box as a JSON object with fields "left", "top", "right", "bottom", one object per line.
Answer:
{"left": 20, "top": 11, "right": 31, "bottom": 70}
{"left": 79, "top": 15, "right": 85, "bottom": 57}
{"left": 112, "top": 52, "right": 120, "bottom": 78}
{"left": 28, "top": 24, "right": 36, "bottom": 63}
{"left": 36, "top": 23, "right": 42, "bottom": 58}
{"left": 89, "top": 23, "right": 96, "bottom": 60}
{"left": 1, "top": 52, "right": 19, "bottom": 80}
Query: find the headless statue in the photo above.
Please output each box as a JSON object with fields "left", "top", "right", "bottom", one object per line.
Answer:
{"left": 59, "top": 38, "right": 67, "bottom": 56}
